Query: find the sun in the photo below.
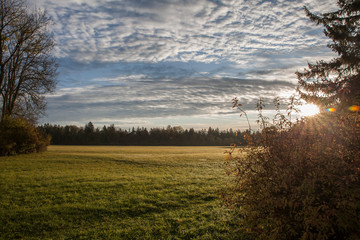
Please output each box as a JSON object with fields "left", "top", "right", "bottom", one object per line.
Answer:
{"left": 299, "top": 103, "right": 320, "bottom": 117}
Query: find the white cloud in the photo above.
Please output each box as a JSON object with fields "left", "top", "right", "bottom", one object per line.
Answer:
{"left": 44, "top": 74, "right": 296, "bottom": 124}
{"left": 29, "top": 0, "right": 337, "bottom": 65}
{"left": 27, "top": 0, "right": 340, "bottom": 128}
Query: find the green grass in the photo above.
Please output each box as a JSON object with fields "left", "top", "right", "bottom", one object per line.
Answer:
{"left": 0, "top": 146, "right": 241, "bottom": 239}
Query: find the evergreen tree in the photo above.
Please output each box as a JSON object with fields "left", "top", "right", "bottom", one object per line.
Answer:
{"left": 297, "top": 0, "right": 360, "bottom": 111}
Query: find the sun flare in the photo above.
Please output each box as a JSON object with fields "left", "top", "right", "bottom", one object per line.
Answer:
{"left": 299, "top": 103, "right": 320, "bottom": 117}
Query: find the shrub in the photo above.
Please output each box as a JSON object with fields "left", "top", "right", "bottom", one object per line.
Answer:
{"left": 0, "top": 116, "right": 51, "bottom": 156}
{"left": 223, "top": 110, "right": 360, "bottom": 239}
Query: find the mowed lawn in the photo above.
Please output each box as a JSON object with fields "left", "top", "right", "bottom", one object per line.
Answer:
{"left": 0, "top": 146, "right": 239, "bottom": 239}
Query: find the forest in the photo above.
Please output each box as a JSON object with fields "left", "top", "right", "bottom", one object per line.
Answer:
{"left": 39, "top": 122, "right": 251, "bottom": 146}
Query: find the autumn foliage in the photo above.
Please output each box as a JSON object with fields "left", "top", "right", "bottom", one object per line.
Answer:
{"left": 0, "top": 116, "right": 50, "bottom": 155}
{"left": 223, "top": 109, "right": 360, "bottom": 239}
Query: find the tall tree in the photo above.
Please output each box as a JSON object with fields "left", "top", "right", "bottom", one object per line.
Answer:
{"left": 0, "top": 0, "right": 57, "bottom": 122}
{"left": 297, "top": 0, "right": 359, "bottom": 111}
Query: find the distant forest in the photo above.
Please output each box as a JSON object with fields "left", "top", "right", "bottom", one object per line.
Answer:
{"left": 39, "top": 122, "right": 252, "bottom": 146}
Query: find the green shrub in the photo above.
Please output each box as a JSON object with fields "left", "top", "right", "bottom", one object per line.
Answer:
{"left": 223, "top": 112, "right": 360, "bottom": 239}
{"left": 0, "top": 116, "right": 51, "bottom": 156}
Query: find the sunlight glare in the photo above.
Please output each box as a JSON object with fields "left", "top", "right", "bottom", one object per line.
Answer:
{"left": 299, "top": 103, "right": 320, "bottom": 117}
{"left": 349, "top": 105, "right": 360, "bottom": 112}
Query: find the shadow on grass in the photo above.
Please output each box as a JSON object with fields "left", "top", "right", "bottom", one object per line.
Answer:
{"left": 1, "top": 204, "right": 165, "bottom": 238}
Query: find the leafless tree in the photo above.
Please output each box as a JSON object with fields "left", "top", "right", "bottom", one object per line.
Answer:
{"left": 0, "top": 0, "right": 57, "bottom": 123}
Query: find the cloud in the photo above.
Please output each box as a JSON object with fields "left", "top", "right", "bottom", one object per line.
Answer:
{"left": 30, "top": 0, "right": 337, "bottom": 65}
{"left": 44, "top": 73, "right": 295, "bottom": 124}
{"left": 26, "top": 0, "right": 339, "bottom": 128}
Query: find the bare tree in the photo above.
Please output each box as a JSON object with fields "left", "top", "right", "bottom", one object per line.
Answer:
{"left": 0, "top": 0, "right": 57, "bottom": 122}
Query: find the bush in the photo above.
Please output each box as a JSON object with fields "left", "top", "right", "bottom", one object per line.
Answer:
{"left": 0, "top": 116, "right": 51, "bottom": 156}
{"left": 223, "top": 111, "right": 360, "bottom": 239}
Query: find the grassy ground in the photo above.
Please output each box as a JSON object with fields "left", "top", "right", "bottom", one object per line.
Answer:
{"left": 0, "top": 146, "right": 241, "bottom": 239}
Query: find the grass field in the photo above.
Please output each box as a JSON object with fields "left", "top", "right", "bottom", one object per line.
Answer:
{"left": 0, "top": 146, "right": 241, "bottom": 239}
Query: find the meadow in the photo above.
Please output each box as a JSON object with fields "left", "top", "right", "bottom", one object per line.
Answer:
{"left": 0, "top": 146, "right": 241, "bottom": 239}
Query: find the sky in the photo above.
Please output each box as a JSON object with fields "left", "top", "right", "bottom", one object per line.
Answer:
{"left": 28, "top": 0, "right": 338, "bottom": 130}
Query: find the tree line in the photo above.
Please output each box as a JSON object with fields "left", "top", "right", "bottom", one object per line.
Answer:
{"left": 39, "top": 122, "right": 252, "bottom": 146}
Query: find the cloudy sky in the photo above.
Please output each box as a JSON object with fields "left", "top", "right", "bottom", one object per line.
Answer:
{"left": 29, "top": 0, "right": 337, "bottom": 130}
